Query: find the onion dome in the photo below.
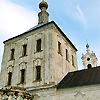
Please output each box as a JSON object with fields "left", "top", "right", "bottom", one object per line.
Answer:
{"left": 39, "top": 0, "right": 48, "bottom": 9}
{"left": 86, "top": 43, "right": 89, "bottom": 48}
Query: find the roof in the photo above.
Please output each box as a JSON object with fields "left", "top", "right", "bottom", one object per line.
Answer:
{"left": 57, "top": 66, "right": 100, "bottom": 89}
{"left": 3, "top": 22, "right": 49, "bottom": 43}
{"left": 3, "top": 21, "right": 77, "bottom": 51}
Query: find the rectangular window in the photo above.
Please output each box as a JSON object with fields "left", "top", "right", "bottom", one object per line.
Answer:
{"left": 36, "top": 39, "right": 41, "bottom": 52}
{"left": 58, "top": 41, "right": 61, "bottom": 54}
{"left": 72, "top": 55, "right": 74, "bottom": 66}
{"left": 22, "top": 44, "right": 27, "bottom": 56}
{"left": 20, "top": 69, "right": 25, "bottom": 83}
{"left": 36, "top": 66, "right": 41, "bottom": 81}
{"left": 10, "top": 49, "right": 15, "bottom": 60}
{"left": 66, "top": 49, "right": 68, "bottom": 60}
{"left": 8, "top": 72, "right": 12, "bottom": 85}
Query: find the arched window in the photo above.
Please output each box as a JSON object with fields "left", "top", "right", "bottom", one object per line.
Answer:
{"left": 87, "top": 64, "right": 92, "bottom": 69}
{"left": 7, "top": 65, "right": 13, "bottom": 86}
{"left": 19, "top": 62, "right": 27, "bottom": 84}
{"left": 66, "top": 49, "right": 68, "bottom": 60}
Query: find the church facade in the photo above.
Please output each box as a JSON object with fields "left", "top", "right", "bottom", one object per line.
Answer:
{"left": 0, "top": 0, "right": 100, "bottom": 100}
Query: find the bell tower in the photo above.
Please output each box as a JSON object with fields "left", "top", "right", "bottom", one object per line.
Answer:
{"left": 81, "top": 43, "right": 98, "bottom": 69}
{"left": 38, "top": 0, "right": 49, "bottom": 24}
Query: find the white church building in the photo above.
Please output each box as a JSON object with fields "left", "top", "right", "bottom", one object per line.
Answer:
{"left": 0, "top": 0, "right": 100, "bottom": 100}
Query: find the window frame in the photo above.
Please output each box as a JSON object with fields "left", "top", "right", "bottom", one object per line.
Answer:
{"left": 36, "top": 39, "right": 41, "bottom": 52}
{"left": 66, "top": 49, "right": 68, "bottom": 60}
{"left": 36, "top": 66, "right": 41, "bottom": 81}
{"left": 72, "top": 55, "right": 75, "bottom": 66}
{"left": 22, "top": 44, "right": 27, "bottom": 57}
{"left": 20, "top": 69, "right": 25, "bottom": 84}
{"left": 10, "top": 48, "right": 15, "bottom": 60}
{"left": 7, "top": 72, "right": 12, "bottom": 86}
{"left": 58, "top": 41, "right": 61, "bottom": 54}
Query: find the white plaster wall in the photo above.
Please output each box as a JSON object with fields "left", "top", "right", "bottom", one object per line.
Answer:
{"left": 57, "top": 85, "right": 100, "bottom": 100}
{"left": 27, "top": 87, "right": 57, "bottom": 100}
{"left": 51, "top": 24, "right": 78, "bottom": 83}
{"left": 0, "top": 24, "right": 55, "bottom": 88}
{"left": 0, "top": 23, "right": 78, "bottom": 89}
{"left": 27, "top": 85, "right": 100, "bottom": 100}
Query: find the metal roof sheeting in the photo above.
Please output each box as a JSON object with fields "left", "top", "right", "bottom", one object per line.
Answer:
{"left": 57, "top": 66, "right": 100, "bottom": 89}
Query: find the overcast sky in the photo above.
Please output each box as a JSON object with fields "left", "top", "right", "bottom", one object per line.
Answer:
{"left": 0, "top": 0, "right": 100, "bottom": 70}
